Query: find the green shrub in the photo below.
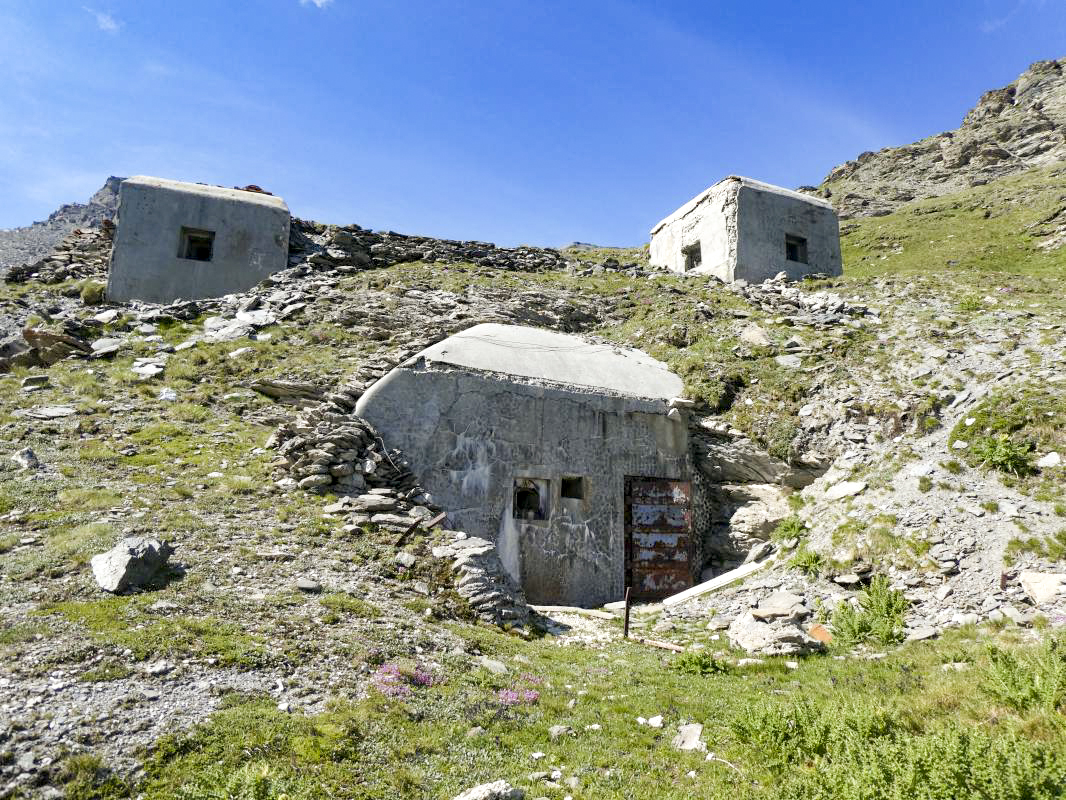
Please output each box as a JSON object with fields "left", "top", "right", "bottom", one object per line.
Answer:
{"left": 980, "top": 635, "right": 1066, "bottom": 714}
{"left": 79, "top": 281, "right": 107, "bottom": 305}
{"left": 733, "top": 697, "right": 1066, "bottom": 800}
{"left": 971, "top": 434, "right": 1034, "bottom": 476}
{"left": 917, "top": 475, "right": 933, "bottom": 493}
{"left": 175, "top": 761, "right": 313, "bottom": 800}
{"left": 830, "top": 576, "right": 907, "bottom": 648}
{"left": 789, "top": 546, "right": 824, "bottom": 577}
{"left": 772, "top": 515, "right": 807, "bottom": 542}
{"left": 671, "top": 650, "right": 730, "bottom": 676}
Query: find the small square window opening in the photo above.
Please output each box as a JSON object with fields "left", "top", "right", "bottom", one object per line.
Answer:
{"left": 785, "top": 234, "right": 808, "bottom": 264}
{"left": 179, "top": 227, "right": 216, "bottom": 262}
{"left": 561, "top": 477, "right": 584, "bottom": 499}
{"left": 682, "top": 242, "right": 702, "bottom": 271}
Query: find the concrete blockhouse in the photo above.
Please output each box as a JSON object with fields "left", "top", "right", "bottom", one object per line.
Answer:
{"left": 355, "top": 323, "right": 697, "bottom": 607}
{"left": 650, "top": 176, "right": 841, "bottom": 282}
{"left": 107, "top": 176, "right": 290, "bottom": 303}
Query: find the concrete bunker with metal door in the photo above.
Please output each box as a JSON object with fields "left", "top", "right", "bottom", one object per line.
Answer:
{"left": 354, "top": 323, "right": 699, "bottom": 607}
{"left": 107, "top": 176, "right": 291, "bottom": 304}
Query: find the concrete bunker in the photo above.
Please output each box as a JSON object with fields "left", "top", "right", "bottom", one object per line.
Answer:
{"left": 107, "top": 176, "right": 290, "bottom": 304}
{"left": 354, "top": 323, "right": 698, "bottom": 607}
{"left": 649, "top": 175, "right": 842, "bottom": 282}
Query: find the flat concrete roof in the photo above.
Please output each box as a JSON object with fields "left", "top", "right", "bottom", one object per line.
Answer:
{"left": 414, "top": 323, "right": 684, "bottom": 400}
{"left": 123, "top": 176, "right": 288, "bottom": 211}
{"left": 650, "top": 175, "right": 833, "bottom": 235}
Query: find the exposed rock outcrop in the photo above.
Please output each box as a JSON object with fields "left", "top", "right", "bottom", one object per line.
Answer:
{"left": 814, "top": 58, "right": 1066, "bottom": 218}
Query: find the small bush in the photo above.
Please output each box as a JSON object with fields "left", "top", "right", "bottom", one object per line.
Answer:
{"left": 79, "top": 281, "right": 107, "bottom": 305}
{"left": 917, "top": 475, "right": 933, "bottom": 493}
{"left": 830, "top": 575, "right": 907, "bottom": 648}
{"left": 972, "top": 434, "right": 1034, "bottom": 476}
{"left": 980, "top": 635, "right": 1066, "bottom": 714}
{"left": 789, "top": 546, "right": 824, "bottom": 577}
{"left": 772, "top": 515, "right": 807, "bottom": 542}
{"left": 671, "top": 650, "right": 730, "bottom": 676}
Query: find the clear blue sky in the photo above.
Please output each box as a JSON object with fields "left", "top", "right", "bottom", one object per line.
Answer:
{"left": 1, "top": 1, "right": 1064, "bottom": 246}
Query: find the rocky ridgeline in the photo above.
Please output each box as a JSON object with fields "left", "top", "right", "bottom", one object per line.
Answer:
{"left": 290, "top": 218, "right": 576, "bottom": 274}
{"left": 0, "top": 177, "right": 122, "bottom": 271}
{"left": 5, "top": 225, "right": 114, "bottom": 285}
{"left": 814, "top": 58, "right": 1066, "bottom": 217}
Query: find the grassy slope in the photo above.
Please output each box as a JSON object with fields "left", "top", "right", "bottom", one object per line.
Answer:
{"left": 3, "top": 164, "right": 1066, "bottom": 798}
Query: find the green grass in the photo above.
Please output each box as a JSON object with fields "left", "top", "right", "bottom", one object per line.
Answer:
{"left": 130, "top": 626, "right": 1066, "bottom": 800}
{"left": 835, "top": 163, "right": 1066, "bottom": 286}
{"left": 41, "top": 596, "right": 269, "bottom": 669}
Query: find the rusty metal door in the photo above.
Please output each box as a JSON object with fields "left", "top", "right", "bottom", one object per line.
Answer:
{"left": 624, "top": 477, "right": 693, "bottom": 600}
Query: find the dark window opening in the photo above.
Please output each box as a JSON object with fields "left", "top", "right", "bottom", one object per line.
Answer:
{"left": 513, "top": 479, "right": 548, "bottom": 520}
{"left": 561, "top": 477, "right": 584, "bottom": 499}
{"left": 785, "top": 234, "right": 808, "bottom": 264}
{"left": 682, "top": 242, "right": 702, "bottom": 271}
{"left": 179, "top": 227, "right": 216, "bottom": 262}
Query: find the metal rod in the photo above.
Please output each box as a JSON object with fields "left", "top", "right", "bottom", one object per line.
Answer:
{"left": 623, "top": 586, "right": 631, "bottom": 639}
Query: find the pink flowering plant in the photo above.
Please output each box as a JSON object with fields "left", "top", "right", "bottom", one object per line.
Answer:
{"left": 370, "top": 662, "right": 441, "bottom": 700}
{"left": 496, "top": 673, "right": 543, "bottom": 706}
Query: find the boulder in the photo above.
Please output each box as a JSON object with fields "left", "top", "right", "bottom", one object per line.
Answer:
{"left": 727, "top": 610, "right": 824, "bottom": 656}
{"left": 90, "top": 537, "right": 174, "bottom": 593}
{"left": 1019, "top": 571, "right": 1066, "bottom": 605}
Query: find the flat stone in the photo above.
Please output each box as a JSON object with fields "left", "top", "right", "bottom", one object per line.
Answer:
{"left": 395, "top": 552, "right": 417, "bottom": 569}
{"left": 477, "top": 656, "right": 508, "bottom": 675}
{"left": 451, "top": 781, "right": 523, "bottom": 800}
{"left": 24, "top": 405, "right": 78, "bottom": 419}
{"left": 1036, "top": 451, "right": 1061, "bottom": 468}
{"left": 825, "top": 480, "right": 867, "bottom": 501}
{"left": 671, "top": 722, "right": 705, "bottom": 751}
{"left": 296, "top": 578, "right": 322, "bottom": 594}
{"left": 1019, "top": 571, "right": 1066, "bottom": 605}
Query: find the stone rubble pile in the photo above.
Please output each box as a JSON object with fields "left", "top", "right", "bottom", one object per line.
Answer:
{"left": 290, "top": 218, "right": 575, "bottom": 274}
{"left": 267, "top": 398, "right": 426, "bottom": 498}
{"left": 432, "top": 534, "right": 531, "bottom": 628}
{"left": 726, "top": 590, "right": 825, "bottom": 656}
{"left": 729, "top": 271, "right": 878, "bottom": 328}
{"left": 5, "top": 225, "right": 114, "bottom": 285}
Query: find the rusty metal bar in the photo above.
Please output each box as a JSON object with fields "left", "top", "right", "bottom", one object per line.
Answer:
{"left": 623, "top": 586, "right": 631, "bottom": 639}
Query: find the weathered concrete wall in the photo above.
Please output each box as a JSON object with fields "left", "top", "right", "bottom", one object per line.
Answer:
{"left": 107, "top": 176, "right": 290, "bottom": 303}
{"left": 355, "top": 364, "right": 690, "bottom": 607}
{"left": 734, "top": 183, "right": 841, "bottom": 282}
{"left": 649, "top": 182, "right": 735, "bottom": 280}
{"left": 649, "top": 176, "right": 841, "bottom": 282}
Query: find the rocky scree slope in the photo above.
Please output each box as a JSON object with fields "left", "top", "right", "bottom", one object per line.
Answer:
{"left": 813, "top": 58, "right": 1066, "bottom": 218}
{"left": 0, "top": 177, "right": 122, "bottom": 271}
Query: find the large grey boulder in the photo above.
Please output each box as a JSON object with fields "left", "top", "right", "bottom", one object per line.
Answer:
{"left": 452, "top": 780, "right": 524, "bottom": 800}
{"left": 727, "top": 610, "right": 824, "bottom": 656}
{"left": 90, "top": 537, "right": 174, "bottom": 593}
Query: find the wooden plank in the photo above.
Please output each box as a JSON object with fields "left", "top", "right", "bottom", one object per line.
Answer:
{"left": 661, "top": 555, "right": 777, "bottom": 607}
{"left": 530, "top": 605, "right": 618, "bottom": 620}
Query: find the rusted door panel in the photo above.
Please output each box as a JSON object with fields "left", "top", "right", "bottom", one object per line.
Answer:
{"left": 625, "top": 476, "right": 694, "bottom": 600}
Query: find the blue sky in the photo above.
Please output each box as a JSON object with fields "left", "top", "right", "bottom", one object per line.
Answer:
{"left": 1, "top": 1, "right": 1064, "bottom": 246}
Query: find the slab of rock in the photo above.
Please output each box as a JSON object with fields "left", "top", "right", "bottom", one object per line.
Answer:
{"left": 90, "top": 537, "right": 174, "bottom": 593}
{"left": 452, "top": 781, "right": 523, "bottom": 800}
{"left": 1019, "top": 571, "right": 1066, "bottom": 605}
{"left": 1036, "top": 451, "right": 1062, "bottom": 469}
{"left": 671, "top": 722, "right": 705, "bottom": 751}
{"left": 751, "top": 591, "right": 808, "bottom": 621}
{"left": 825, "top": 480, "right": 867, "bottom": 501}
{"left": 727, "top": 610, "right": 824, "bottom": 656}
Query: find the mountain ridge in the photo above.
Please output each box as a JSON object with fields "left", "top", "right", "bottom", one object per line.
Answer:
{"left": 813, "top": 57, "right": 1066, "bottom": 218}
